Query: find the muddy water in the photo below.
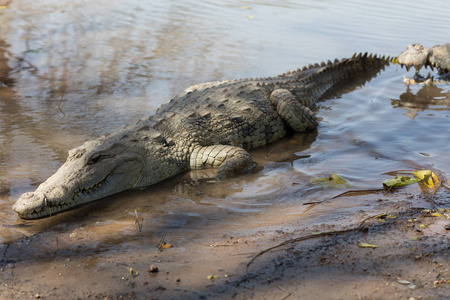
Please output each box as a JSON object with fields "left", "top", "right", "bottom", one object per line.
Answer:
{"left": 0, "top": 0, "right": 449, "bottom": 265}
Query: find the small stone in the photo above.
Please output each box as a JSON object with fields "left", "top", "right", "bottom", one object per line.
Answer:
{"left": 35, "top": 294, "right": 41, "bottom": 299}
{"left": 444, "top": 224, "right": 450, "bottom": 230}
{"left": 149, "top": 265, "right": 159, "bottom": 273}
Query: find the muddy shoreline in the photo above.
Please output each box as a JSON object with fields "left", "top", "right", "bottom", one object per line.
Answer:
{"left": 1, "top": 188, "right": 449, "bottom": 299}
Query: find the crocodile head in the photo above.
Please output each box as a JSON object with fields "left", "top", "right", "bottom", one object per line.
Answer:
{"left": 427, "top": 43, "right": 450, "bottom": 73}
{"left": 397, "top": 44, "right": 431, "bottom": 72}
{"left": 13, "top": 137, "right": 144, "bottom": 219}
{"left": 397, "top": 43, "right": 449, "bottom": 74}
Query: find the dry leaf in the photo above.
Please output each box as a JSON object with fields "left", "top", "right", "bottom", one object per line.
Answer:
{"left": 358, "top": 242, "right": 378, "bottom": 248}
{"left": 127, "top": 267, "right": 139, "bottom": 277}
{"left": 158, "top": 242, "right": 173, "bottom": 249}
{"left": 430, "top": 212, "right": 444, "bottom": 217}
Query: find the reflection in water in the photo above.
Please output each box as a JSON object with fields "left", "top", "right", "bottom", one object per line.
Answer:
{"left": 391, "top": 85, "right": 450, "bottom": 119}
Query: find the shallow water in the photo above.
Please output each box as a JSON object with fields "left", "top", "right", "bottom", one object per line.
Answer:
{"left": 0, "top": 0, "right": 449, "bottom": 246}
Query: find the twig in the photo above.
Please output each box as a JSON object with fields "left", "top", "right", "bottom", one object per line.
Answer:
{"left": 303, "top": 188, "right": 384, "bottom": 205}
{"left": 157, "top": 235, "right": 166, "bottom": 248}
{"left": 280, "top": 292, "right": 293, "bottom": 300}
{"left": 264, "top": 145, "right": 277, "bottom": 159}
{"left": 135, "top": 210, "right": 143, "bottom": 232}
{"left": 276, "top": 285, "right": 292, "bottom": 300}
{"left": 247, "top": 213, "right": 383, "bottom": 268}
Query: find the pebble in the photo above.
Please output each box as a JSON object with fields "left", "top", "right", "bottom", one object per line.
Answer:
{"left": 149, "top": 265, "right": 159, "bottom": 273}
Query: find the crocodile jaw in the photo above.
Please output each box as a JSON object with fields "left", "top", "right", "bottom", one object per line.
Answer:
{"left": 13, "top": 142, "right": 143, "bottom": 219}
{"left": 13, "top": 171, "right": 136, "bottom": 219}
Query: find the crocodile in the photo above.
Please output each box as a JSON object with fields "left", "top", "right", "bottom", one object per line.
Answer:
{"left": 13, "top": 53, "right": 390, "bottom": 219}
{"left": 397, "top": 43, "right": 450, "bottom": 85}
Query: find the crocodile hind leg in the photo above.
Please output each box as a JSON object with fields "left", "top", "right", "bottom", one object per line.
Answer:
{"left": 270, "top": 89, "right": 318, "bottom": 132}
{"left": 190, "top": 145, "right": 253, "bottom": 179}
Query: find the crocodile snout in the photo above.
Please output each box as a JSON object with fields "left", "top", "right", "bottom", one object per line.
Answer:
{"left": 13, "top": 191, "right": 47, "bottom": 217}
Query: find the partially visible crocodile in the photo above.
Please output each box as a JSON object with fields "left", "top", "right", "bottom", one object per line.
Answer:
{"left": 397, "top": 43, "right": 449, "bottom": 85}
{"left": 13, "top": 53, "right": 390, "bottom": 219}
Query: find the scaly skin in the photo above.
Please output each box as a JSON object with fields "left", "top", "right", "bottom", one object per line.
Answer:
{"left": 13, "top": 53, "right": 390, "bottom": 219}
{"left": 397, "top": 43, "right": 450, "bottom": 85}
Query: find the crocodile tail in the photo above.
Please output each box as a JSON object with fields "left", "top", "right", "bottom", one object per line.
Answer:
{"left": 293, "top": 53, "right": 391, "bottom": 106}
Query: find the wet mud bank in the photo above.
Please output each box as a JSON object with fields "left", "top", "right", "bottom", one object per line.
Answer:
{"left": 1, "top": 188, "right": 449, "bottom": 299}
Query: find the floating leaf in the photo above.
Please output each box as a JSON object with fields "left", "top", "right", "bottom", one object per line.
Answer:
{"left": 358, "top": 242, "right": 378, "bottom": 248}
{"left": 411, "top": 237, "right": 418, "bottom": 240}
{"left": 397, "top": 280, "right": 411, "bottom": 285}
{"left": 248, "top": 15, "right": 254, "bottom": 19}
{"left": 240, "top": 6, "right": 251, "bottom": 9}
{"left": 0, "top": 6, "right": 7, "bottom": 9}
{"left": 418, "top": 224, "right": 426, "bottom": 229}
{"left": 207, "top": 275, "right": 219, "bottom": 280}
{"left": 310, "top": 173, "right": 352, "bottom": 189}
{"left": 414, "top": 170, "right": 442, "bottom": 196}
{"left": 382, "top": 175, "right": 419, "bottom": 190}
{"left": 391, "top": 57, "right": 398, "bottom": 65}
{"left": 414, "top": 170, "right": 434, "bottom": 187}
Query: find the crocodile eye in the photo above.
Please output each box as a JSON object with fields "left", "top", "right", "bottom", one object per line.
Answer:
{"left": 87, "top": 153, "right": 115, "bottom": 165}
{"left": 87, "top": 153, "right": 102, "bottom": 165}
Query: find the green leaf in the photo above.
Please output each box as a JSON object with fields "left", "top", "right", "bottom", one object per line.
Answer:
{"left": 358, "top": 242, "right": 379, "bottom": 248}
{"left": 310, "top": 173, "right": 352, "bottom": 189}
{"left": 382, "top": 175, "right": 419, "bottom": 190}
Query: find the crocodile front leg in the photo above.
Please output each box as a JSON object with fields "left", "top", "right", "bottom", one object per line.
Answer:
{"left": 190, "top": 145, "right": 253, "bottom": 178}
{"left": 270, "top": 89, "right": 318, "bottom": 132}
